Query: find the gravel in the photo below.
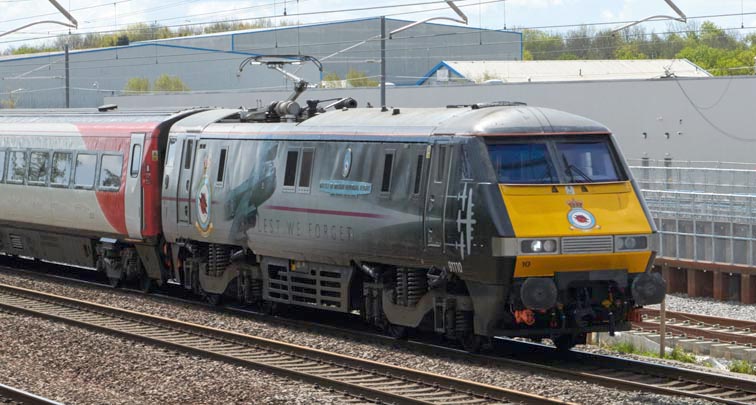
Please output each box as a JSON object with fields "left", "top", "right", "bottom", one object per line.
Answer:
{"left": 0, "top": 310, "right": 351, "bottom": 405}
{"left": 647, "top": 293, "right": 756, "bottom": 322}
{"left": 0, "top": 269, "right": 720, "bottom": 405}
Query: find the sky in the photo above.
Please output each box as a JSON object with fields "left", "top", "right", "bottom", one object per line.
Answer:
{"left": 2, "top": 0, "right": 756, "bottom": 50}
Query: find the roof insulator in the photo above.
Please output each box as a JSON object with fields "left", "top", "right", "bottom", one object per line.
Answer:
{"left": 392, "top": 108, "right": 400, "bottom": 115}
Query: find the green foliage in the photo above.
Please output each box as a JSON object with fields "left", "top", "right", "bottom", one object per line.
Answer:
{"left": 521, "top": 20, "right": 756, "bottom": 76}
{"left": 604, "top": 342, "right": 695, "bottom": 364}
{"left": 345, "top": 69, "right": 378, "bottom": 88}
{"left": 323, "top": 72, "right": 341, "bottom": 82}
{"left": 0, "top": 99, "right": 16, "bottom": 109}
{"left": 153, "top": 74, "right": 190, "bottom": 92}
{"left": 124, "top": 77, "right": 151, "bottom": 93}
{"left": 11, "top": 45, "right": 57, "bottom": 55}
{"left": 729, "top": 360, "right": 756, "bottom": 375}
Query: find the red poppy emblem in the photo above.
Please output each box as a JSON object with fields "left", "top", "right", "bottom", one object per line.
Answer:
{"left": 574, "top": 214, "right": 589, "bottom": 224}
{"left": 199, "top": 192, "right": 208, "bottom": 216}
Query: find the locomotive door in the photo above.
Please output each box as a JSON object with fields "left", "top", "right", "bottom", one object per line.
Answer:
{"left": 177, "top": 136, "right": 197, "bottom": 224}
{"left": 424, "top": 143, "right": 452, "bottom": 250}
{"left": 125, "top": 133, "right": 145, "bottom": 239}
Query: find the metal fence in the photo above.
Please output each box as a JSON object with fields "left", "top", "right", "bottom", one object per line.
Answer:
{"left": 629, "top": 159, "right": 756, "bottom": 267}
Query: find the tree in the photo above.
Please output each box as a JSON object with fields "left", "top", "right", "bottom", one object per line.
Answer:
{"left": 124, "top": 77, "right": 151, "bottom": 93}
{"left": 153, "top": 74, "right": 190, "bottom": 92}
{"left": 345, "top": 69, "right": 378, "bottom": 87}
{"left": 322, "top": 72, "right": 343, "bottom": 88}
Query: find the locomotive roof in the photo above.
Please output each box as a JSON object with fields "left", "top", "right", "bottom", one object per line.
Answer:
{"left": 190, "top": 104, "right": 610, "bottom": 141}
{"left": 300, "top": 105, "right": 609, "bottom": 135}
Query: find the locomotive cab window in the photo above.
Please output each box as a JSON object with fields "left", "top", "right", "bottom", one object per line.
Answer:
{"left": 297, "top": 148, "right": 314, "bottom": 193}
{"left": 28, "top": 151, "right": 50, "bottom": 185}
{"left": 412, "top": 154, "right": 423, "bottom": 195}
{"left": 7, "top": 151, "right": 27, "bottom": 184}
{"left": 380, "top": 151, "right": 395, "bottom": 194}
{"left": 184, "top": 139, "right": 194, "bottom": 169}
{"left": 283, "top": 148, "right": 315, "bottom": 193}
{"left": 216, "top": 148, "right": 228, "bottom": 185}
{"left": 434, "top": 146, "right": 447, "bottom": 183}
{"left": 165, "top": 138, "right": 177, "bottom": 167}
{"left": 283, "top": 150, "right": 299, "bottom": 190}
{"left": 51, "top": 152, "right": 72, "bottom": 187}
{"left": 74, "top": 153, "right": 97, "bottom": 189}
{"left": 99, "top": 154, "right": 123, "bottom": 191}
{"left": 556, "top": 141, "right": 621, "bottom": 183}
{"left": 487, "top": 136, "right": 625, "bottom": 184}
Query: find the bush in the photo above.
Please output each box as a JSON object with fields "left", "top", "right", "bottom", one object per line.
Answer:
{"left": 124, "top": 77, "right": 150, "bottom": 93}
{"left": 153, "top": 74, "right": 190, "bottom": 92}
{"left": 730, "top": 360, "right": 756, "bottom": 375}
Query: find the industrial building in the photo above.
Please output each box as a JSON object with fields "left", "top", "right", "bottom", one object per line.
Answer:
{"left": 0, "top": 17, "right": 522, "bottom": 108}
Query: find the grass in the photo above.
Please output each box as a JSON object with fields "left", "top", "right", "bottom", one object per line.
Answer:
{"left": 604, "top": 342, "right": 696, "bottom": 363}
{"left": 604, "top": 342, "right": 756, "bottom": 376}
{"left": 729, "top": 360, "right": 756, "bottom": 375}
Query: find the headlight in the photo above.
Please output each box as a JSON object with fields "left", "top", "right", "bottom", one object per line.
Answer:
{"left": 520, "top": 239, "right": 558, "bottom": 254}
{"left": 615, "top": 235, "right": 649, "bottom": 251}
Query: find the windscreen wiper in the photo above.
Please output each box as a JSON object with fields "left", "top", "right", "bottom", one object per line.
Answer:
{"left": 562, "top": 154, "right": 593, "bottom": 183}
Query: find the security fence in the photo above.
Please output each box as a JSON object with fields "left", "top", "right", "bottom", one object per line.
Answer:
{"left": 629, "top": 159, "right": 756, "bottom": 267}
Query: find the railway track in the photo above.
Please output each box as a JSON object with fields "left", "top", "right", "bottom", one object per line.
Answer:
{"left": 0, "top": 282, "right": 566, "bottom": 405}
{"left": 0, "top": 383, "right": 63, "bottom": 405}
{"left": 3, "top": 263, "right": 756, "bottom": 404}
{"left": 635, "top": 308, "right": 756, "bottom": 346}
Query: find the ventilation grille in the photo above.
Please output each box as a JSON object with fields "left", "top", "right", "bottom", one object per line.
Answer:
{"left": 9, "top": 234, "right": 23, "bottom": 250}
{"left": 561, "top": 236, "right": 613, "bottom": 254}
{"left": 263, "top": 260, "right": 353, "bottom": 313}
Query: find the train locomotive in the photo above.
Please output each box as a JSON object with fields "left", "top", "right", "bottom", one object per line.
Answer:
{"left": 0, "top": 65, "right": 665, "bottom": 351}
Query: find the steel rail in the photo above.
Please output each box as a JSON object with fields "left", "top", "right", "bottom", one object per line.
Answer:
{"left": 0, "top": 282, "right": 566, "bottom": 405}
{"left": 2, "top": 263, "right": 756, "bottom": 404}
{"left": 0, "top": 383, "right": 64, "bottom": 405}
{"left": 638, "top": 308, "right": 756, "bottom": 330}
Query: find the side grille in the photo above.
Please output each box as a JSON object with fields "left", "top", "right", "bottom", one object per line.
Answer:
{"left": 561, "top": 236, "right": 613, "bottom": 254}
{"left": 9, "top": 234, "right": 23, "bottom": 250}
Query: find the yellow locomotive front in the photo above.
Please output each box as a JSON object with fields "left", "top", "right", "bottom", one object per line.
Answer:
{"left": 486, "top": 133, "right": 665, "bottom": 349}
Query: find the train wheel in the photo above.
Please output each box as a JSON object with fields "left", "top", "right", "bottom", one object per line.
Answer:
{"left": 139, "top": 274, "right": 153, "bottom": 294}
{"left": 205, "top": 293, "right": 223, "bottom": 306}
{"left": 108, "top": 276, "right": 122, "bottom": 289}
{"left": 459, "top": 333, "right": 484, "bottom": 353}
{"left": 553, "top": 334, "right": 576, "bottom": 351}
{"left": 385, "top": 322, "right": 408, "bottom": 339}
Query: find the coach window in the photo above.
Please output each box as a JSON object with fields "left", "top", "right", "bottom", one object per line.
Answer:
{"left": 297, "top": 148, "right": 314, "bottom": 193}
{"left": 0, "top": 150, "right": 6, "bottom": 182}
{"left": 283, "top": 150, "right": 299, "bottom": 191}
{"left": 27, "top": 151, "right": 50, "bottom": 185}
{"left": 380, "top": 150, "right": 395, "bottom": 194}
{"left": 99, "top": 154, "right": 123, "bottom": 191}
{"left": 51, "top": 152, "right": 72, "bottom": 187}
{"left": 216, "top": 148, "right": 228, "bottom": 186}
{"left": 130, "top": 144, "right": 142, "bottom": 178}
{"left": 74, "top": 153, "right": 97, "bottom": 189}
{"left": 7, "top": 151, "right": 27, "bottom": 184}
